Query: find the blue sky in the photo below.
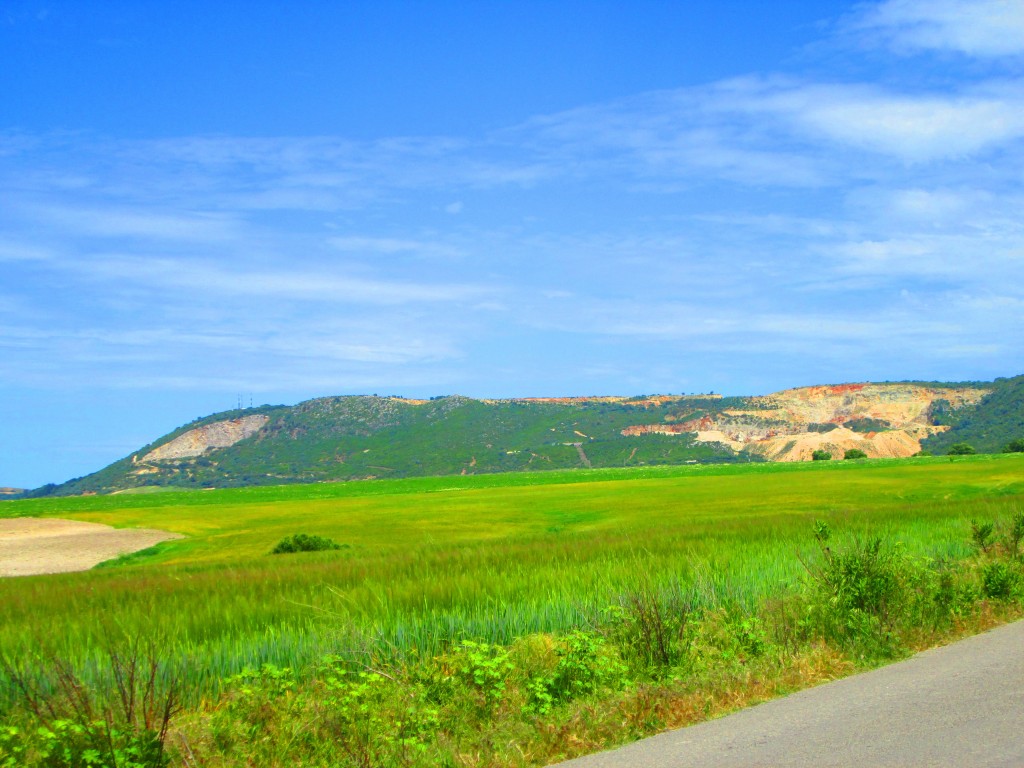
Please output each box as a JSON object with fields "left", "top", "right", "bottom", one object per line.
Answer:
{"left": 2, "top": 0, "right": 1023, "bottom": 488}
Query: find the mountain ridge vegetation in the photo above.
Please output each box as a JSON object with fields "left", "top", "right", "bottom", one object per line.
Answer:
{"left": 16, "top": 376, "right": 1023, "bottom": 498}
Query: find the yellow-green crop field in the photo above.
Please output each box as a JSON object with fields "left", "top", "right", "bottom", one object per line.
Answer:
{"left": 2, "top": 455, "right": 1022, "bottom": 700}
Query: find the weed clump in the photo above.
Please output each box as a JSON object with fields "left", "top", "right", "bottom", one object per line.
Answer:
{"left": 0, "top": 643, "right": 179, "bottom": 768}
{"left": 270, "top": 533, "right": 343, "bottom": 554}
{"left": 607, "top": 581, "right": 696, "bottom": 675}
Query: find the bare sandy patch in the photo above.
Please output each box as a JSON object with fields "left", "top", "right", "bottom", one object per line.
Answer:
{"left": 0, "top": 518, "right": 183, "bottom": 577}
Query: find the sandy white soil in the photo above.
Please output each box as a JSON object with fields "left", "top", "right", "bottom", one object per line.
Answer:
{"left": 0, "top": 517, "right": 182, "bottom": 577}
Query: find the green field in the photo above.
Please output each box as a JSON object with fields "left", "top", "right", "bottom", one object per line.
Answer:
{"left": 2, "top": 454, "right": 1022, "bottom": 703}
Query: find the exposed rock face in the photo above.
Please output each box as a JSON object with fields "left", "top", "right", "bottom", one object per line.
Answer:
{"left": 142, "top": 415, "right": 269, "bottom": 462}
{"left": 621, "top": 383, "right": 990, "bottom": 461}
{"left": 752, "top": 383, "right": 983, "bottom": 427}
{"left": 751, "top": 426, "right": 924, "bottom": 462}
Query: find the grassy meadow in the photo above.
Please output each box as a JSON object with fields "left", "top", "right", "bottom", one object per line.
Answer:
{"left": 1, "top": 453, "right": 1022, "bottom": 704}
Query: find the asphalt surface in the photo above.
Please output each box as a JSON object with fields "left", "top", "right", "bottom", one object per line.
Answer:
{"left": 554, "top": 620, "right": 1024, "bottom": 767}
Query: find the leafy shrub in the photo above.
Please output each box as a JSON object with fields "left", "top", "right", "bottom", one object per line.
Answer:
{"left": 446, "top": 640, "right": 515, "bottom": 709}
{"left": 845, "top": 417, "right": 891, "bottom": 433}
{"left": 321, "top": 668, "right": 438, "bottom": 766}
{"left": 799, "top": 522, "right": 908, "bottom": 655}
{"left": 929, "top": 561, "right": 975, "bottom": 622}
{"left": 982, "top": 562, "right": 1016, "bottom": 599}
{"left": 270, "top": 533, "right": 343, "bottom": 554}
{"left": 811, "top": 450, "right": 832, "bottom": 461}
{"left": 1004, "top": 438, "right": 1024, "bottom": 453}
{"left": 843, "top": 449, "right": 868, "bottom": 460}
{"left": 731, "top": 615, "right": 770, "bottom": 658}
{"left": 524, "top": 631, "right": 627, "bottom": 715}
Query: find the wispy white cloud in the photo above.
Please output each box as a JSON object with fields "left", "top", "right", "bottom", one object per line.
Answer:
{"left": 517, "top": 89, "right": 827, "bottom": 186}
{"left": 845, "top": 186, "right": 984, "bottom": 221}
{"left": 73, "top": 255, "right": 491, "bottom": 305}
{"left": 851, "top": 0, "right": 1024, "bottom": 57}
{"left": 830, "top": 232, "right": 1024, "bottom": 283}
{"left": 327, "top": 236, "right": 460, "bottom": 257}
{"left": 23, "top": 204, "right": 243, "bottom": 242}
{"left": 0, "top": 239, "right": 53, "bottom": 261}
{"left": 713, "top": 77, "right": 1024, "bottom": 163}
{"left": 512, "top": 76, "right": 1024, "bottom": 176}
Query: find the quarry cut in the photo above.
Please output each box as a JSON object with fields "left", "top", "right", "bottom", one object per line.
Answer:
{"left": 621, "top": 383, "right": 989, "bottom": 462}
{"left": 140, "top": 414, "right": 269, "bottom": 462}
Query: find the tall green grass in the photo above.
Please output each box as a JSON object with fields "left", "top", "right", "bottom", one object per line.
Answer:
{"left": 1, "top": 455, "right": 1021, "bottom": 702}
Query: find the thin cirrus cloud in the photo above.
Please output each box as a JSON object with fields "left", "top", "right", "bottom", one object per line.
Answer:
{"left": 0, "top": 239, "right": 54, "bottom": 262}
{"left": 851, "top": 0, "right": 1024, "bottom": 57}
{"left": 327, "top": 236, "right": 462, "bottom": 257}
{"left": 726, "top": 80, "right": 1024, "bottom": 163}
{"left": 516, "top": 77, "right": 1024, "bottom": 177}
{"left": 526, "top": 297, "right": 965, "bottom": 353}
{"left": 21, "top": 203, "right": 243, "bottom": 242}
{"left": 11, "top": 77, "right": 1020, "bottom": 219}
{"left": 831, "top": 233, "right": 1024, "bottom": 281}
{"left": 76, "top": 256, "right": 491, "bottom": 305}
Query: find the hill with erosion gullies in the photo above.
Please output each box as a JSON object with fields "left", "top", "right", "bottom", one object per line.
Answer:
{"left": 25, "top": 376, "right": 1024, "bottom": 497}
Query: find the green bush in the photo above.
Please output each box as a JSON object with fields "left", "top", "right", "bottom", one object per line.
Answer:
{"left": 524, "top": 631, "right": 627, "bottom": 715}
{"left": 799, "top": 522, "right": 909, "bottom": 655}
{"left": 1004, "top": 438, "right": 1024, "bottom": 453}
{"left": 811, "top": 450, "right": 831, "bottom": 461}
{"left": 843, "top": 449, "right": 868, "bottom": 460}
{"left": 270, "top": 533, "right": 343, "bottom": 554}
{"left": 947, "top": 443, "right": 976, "bottom": 455}
{"left": 449, "top": 640, "right": 514, "bottom": 708}
{"left": 982, "top": 562, "right": 1016, "bottom": 599}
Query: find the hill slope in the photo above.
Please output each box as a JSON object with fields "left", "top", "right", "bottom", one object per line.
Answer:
{"left": 920, "top": 375, "right": 1024, "bottom": 454}
{"left": 31, "top": 377, "right": 1019, "bottom": 497}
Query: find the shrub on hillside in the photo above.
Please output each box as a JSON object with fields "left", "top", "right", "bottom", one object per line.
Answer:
{"left": 843, "top": 449, "right": 868, "bottom": 460}
{"left": 811, "top": 450, "right": 831, "bottom": 461}
{"left": 1003, "top": 438, "right": 1024, "bottom": 453}
{"left": 271, "top": 533, "right": 343, "bottom": 555}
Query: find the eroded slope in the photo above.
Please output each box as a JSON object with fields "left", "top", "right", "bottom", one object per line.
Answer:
{"left": 622, "top": 383, "right": 989, "bottom": 461}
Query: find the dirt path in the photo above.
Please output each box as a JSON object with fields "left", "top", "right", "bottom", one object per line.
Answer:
{"left": 0, "top": 518, "right": 182, "bottom": 577}
{"left": 573, "top": 443, "right": 593, "bottom": 468}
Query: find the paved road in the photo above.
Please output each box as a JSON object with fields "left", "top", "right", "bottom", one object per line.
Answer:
{"left": 555, "top": 620, "right": 1024, "bottom": 767}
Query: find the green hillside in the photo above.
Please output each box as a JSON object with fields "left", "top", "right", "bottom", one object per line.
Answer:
{"left": 26, "top": 375, "right": 1024, "bottom": 498}
{"left": 45, "top": 394, "right": 748, "bottom": 496}
{"left": 922, "top": 375, "right": 1024, "bottom": 454}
